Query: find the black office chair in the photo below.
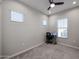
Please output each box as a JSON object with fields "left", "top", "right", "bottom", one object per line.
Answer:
{"left": 46, "top": 32, "right": 53, "bottom": 44}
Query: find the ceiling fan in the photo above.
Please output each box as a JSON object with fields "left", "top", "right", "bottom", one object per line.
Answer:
{"left": 47, "top": 0, "right": 64, "bottom": 10}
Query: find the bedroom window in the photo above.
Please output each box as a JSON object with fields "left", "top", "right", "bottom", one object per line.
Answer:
{"left": 11, "top": 11, "right": 24, "bottom": 22}
{"left": 42, "top": 20, "right": 47, "bottom": 26}
{"left": 57, "top": 18, "right": 68, "bottom": 38}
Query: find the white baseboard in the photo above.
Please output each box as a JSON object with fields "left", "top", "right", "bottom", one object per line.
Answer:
{"left": 58, "top": 42, "right": 79, "bottom": 50}
{"left": 6, "top": 42, "right": 44, "bottom": 59}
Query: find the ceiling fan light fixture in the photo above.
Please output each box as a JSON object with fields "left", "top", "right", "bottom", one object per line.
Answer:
{"left": 50, "top": 3, "right": 55, "bottom": 8}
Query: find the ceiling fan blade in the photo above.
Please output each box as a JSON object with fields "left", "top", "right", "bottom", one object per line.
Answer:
{"left": 47, "top": 7, "right": 51, "bottom": 10}
{"left": 55, "top": 2, "right": 64, "bottom": 5}
{"left": 49, "top": 0, "right": 53, "bottom": 4}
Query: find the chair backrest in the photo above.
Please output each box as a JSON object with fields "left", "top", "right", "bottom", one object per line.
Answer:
{"left": 46, "top": 32, "right": 52, "bottom": 39}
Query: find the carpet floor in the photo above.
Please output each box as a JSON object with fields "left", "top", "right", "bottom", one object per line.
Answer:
{"left": 11, "top": 43, "right": 79, "bottom": 59}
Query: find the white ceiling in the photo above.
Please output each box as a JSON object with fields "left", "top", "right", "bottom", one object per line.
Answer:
{"left": 15, "top": 0, "right": 79, "bottom": 15}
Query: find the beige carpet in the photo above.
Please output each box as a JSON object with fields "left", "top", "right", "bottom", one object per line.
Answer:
{"left": 11, "top": 43, "right": 79, "bottom": 59}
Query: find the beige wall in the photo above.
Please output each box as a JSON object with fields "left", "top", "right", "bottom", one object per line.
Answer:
{"left": 49, "top": 6, "right": 79, "bottom": 47}
{"left": 2, "top": 1, "right": 48, "bottom": 56}
{"left": 0, "top": 0, "right": 2, "bottom": 59}
{"left": 0, "top": 5, "right": 2, "bottom": 58}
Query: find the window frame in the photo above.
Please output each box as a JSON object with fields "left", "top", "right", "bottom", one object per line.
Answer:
{"left": 11, "top": 10, "right": 24, "bottom": 22}
{"left": 57, "top": 18, "right": 68, "bottom": 38}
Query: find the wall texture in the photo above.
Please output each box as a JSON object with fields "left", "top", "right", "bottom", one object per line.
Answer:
{"left": 49, "top": 6, "right": 79, "bottom": 47}
{"left": 0, "top": 0, "right": 2, "bottom": 58}
{"left": 0, "top": 4, "right": 2, "bottom": 58}
{"left": 2, "top": 1, "right": 48, "bottom": 56}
